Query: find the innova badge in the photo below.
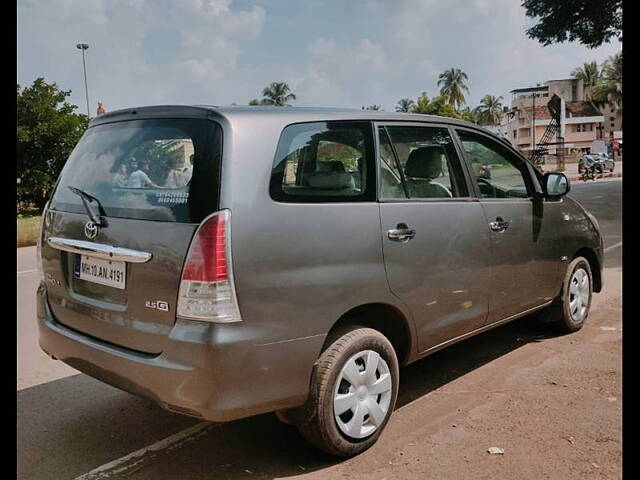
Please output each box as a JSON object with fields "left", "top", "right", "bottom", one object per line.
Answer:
{"left": 84, "top": 220, "right": 99, "bottom": 240}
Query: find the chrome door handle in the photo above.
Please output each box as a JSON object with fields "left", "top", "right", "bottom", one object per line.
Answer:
{"left": 489, "top": 219, "right": 510, "bottom": 232}
{"left": 387, "top": 228, "right": 416, "bottom": 242}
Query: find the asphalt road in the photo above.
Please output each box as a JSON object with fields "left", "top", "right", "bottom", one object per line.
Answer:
{"left": 17, "top": 179, "right": 621, "bottom": 480}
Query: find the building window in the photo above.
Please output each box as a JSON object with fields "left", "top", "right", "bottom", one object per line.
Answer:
{"left": 573, "top": 124, "right": 594, "bottom": 133}
{"left": 513, "top": 130, "right": 517, "bottom": 139}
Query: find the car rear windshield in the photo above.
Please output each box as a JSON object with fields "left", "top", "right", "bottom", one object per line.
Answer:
{"left": 50, "top": 118, "right": 222, "bottom": 223}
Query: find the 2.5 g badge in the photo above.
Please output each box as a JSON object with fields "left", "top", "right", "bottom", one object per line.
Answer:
{"left": 145, "top": 300, "right": 169, "bottom": 312}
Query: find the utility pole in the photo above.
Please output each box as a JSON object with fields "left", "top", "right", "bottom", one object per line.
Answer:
{"left": 531, "top": 91, "right": 536, "bottom": 160}
{"left": 76, "top": 43, "right": 90, "bottom": 119}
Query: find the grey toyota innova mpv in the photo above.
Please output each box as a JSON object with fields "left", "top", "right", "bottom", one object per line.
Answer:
{"left": 37, "top": 106, "right": 603, "bottom": 456}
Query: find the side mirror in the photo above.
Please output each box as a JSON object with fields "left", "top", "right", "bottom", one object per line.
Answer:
{"left": 542, "top": 172, "right": 570, "bottom": 198}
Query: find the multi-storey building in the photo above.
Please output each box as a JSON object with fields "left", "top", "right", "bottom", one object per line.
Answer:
{"left": 502, "top": 78, "right": 621, "bottom": 160}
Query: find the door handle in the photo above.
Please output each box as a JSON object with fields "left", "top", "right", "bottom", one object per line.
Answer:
{"left": 489, "top": 217, "right": 510, "bottom": 233}
{"left": 387, "top": 226, "right": 416, "bottom": 242}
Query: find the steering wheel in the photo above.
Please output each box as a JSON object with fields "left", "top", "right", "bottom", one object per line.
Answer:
{"left": 476, "top": 177, "right": 497, "bottom": 198}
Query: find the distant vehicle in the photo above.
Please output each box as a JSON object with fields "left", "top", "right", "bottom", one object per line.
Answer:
{"left": 579, "top": 155, "right": 603, "bottom": 175}
{"left": 37, "top": 106, "right": 603, "bottom": 457}
{"left": 591, "top": 152, "right": 615, "bottom": 172}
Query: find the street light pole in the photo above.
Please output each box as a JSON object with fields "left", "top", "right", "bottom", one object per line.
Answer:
{"left": 76, "top": 43, "right": 90, "bottom": 119}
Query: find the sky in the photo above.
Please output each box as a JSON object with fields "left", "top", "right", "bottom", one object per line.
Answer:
{"left": 17, "top": 0, "right": 622, "bottom": 115}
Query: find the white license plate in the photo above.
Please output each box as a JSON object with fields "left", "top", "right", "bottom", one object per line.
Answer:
{"left": 74, "top": 255, "right": 126, "bottom": 289}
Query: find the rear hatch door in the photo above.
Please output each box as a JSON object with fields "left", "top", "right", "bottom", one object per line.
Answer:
{"left": 42, "top": 112, "right": 222, "bottom": 354}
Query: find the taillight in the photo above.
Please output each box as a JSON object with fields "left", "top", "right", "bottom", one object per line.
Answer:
{"left": 36, "top": 201, "right": 49, "bottom": 283}
{"left": 177, "top": 210, "right": 242, "bottom": 323}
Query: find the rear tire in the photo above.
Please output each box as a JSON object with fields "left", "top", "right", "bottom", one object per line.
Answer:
{"left": 293, "top": 327, "right": 399, "bottom": 457}
{"left": 543, "top": 257, "right": 593, "bottom": 333}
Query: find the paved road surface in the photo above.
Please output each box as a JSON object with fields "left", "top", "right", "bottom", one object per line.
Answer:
{"left": 17, "top": 179, "right": 621, "bottom": 479}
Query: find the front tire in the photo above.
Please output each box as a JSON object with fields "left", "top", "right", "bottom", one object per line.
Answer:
{"left": 550, "top": 257, "right": 593, "bottom": 333}
{"left": 294, "top": 327, "right": 399, "bottom": 457}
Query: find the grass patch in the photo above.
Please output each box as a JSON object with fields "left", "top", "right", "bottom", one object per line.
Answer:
{"left": 17, "top": 215, "right": 41, "bottom": 247}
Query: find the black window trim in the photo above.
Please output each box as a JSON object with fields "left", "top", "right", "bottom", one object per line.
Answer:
{"left": 372, "top": 121, "right": 477, "bottom": 203}
{"left": 268, "top": 120, "right": 377, "bottom": 204}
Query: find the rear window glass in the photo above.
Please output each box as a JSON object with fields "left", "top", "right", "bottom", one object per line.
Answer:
{"left": 50, "top": 118, "right": 222, "bottom": 223}
{"left": 270, "top": 121, "right": 375, "bottom": 202}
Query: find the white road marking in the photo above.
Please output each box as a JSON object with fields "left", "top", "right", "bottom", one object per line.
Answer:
{"left": 74, "top": 421, "right": 215, "bottom": 480}
{"left": 604, "top": 241, "right": 622, "bottom": 253}
{"left": 17, "top": 269, "right": 37, "bottom": 275}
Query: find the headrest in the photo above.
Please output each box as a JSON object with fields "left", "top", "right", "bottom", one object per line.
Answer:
{"left": 405, "top": 147, "right": 444, "bottom": 179}
{"left": 307, "top": 172, "right": 355, "bottom": 189}
{"left": 317, "top": 160, "right": 346, "bottom": 173}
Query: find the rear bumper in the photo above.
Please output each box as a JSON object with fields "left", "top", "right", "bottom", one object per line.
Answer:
{"left": 37, "top": 284, "right": 326, "bottom": 422}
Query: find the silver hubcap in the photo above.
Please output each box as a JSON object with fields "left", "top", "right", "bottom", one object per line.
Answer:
{"left": 333, "top": 350, "right": 393, "bottom": 439}
{"left": 569, "top": 268, "right": 590, "bottom": 322}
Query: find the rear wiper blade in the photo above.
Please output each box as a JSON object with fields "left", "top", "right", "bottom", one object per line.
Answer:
{"left": 67, "top": 186, "right": 106, "bottom": 227}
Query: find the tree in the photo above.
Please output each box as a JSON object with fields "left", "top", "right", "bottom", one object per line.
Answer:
{"left": 571, "top": 61, "right": 601, "bottom": 100}
{"left": 437, "top": 68, "right": 470, "bottom": 109}
{"left": 474, "top": 95, "right": 504, "bottom": 126}
{"left": 17, "top": 78, "right": 89, "bottom": 210}
{"left": 395, "top": 98, "right": 415, "bottom": 112}
{"left": 410, "top": 92, "right": 467, "bottom": 120}
{"left": 260, "top": 82, "right": 296, "bottom": 106}
{"left": 592, "top": 52, "right": 622, "bottom": 112}
{"left": 362, "top": 104, "right": 381, "bottom": 111}
{"left": 522, "top": 0, "right": 622, "bottom": 49}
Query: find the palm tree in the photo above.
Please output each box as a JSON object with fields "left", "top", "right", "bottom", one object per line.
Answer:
{"left": 396, "top": 98, "right": 415, "bottom": 112}
{"left": 571, "top": 61, "right": 600, "bottom": 100}
{"left": 260, "top": 82, "right": 296, "bottom": 106}
{"left": 474, "top": 95, "right": 504, "bottom": 126}
{"left": 437, "top": 68, "right": 470, "bottom": 109}
{"left": 593, "top": 52, "right": 622, "bottom": 112}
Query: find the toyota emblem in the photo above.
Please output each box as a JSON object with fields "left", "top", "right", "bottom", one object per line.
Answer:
{"left": 84, "top": 221, "right": 99, "bottom": 240}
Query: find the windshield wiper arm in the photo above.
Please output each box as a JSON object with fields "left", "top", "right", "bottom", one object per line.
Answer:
{"left": 67, "top": 186, "right": 106, "bottom": 227}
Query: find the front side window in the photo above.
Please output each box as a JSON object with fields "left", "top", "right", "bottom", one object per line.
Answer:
{"left": 379, "top": 126, "right": 468, "bottom": 199}
{"left": 270, "top": 121, "right": 374, "bottom": 202}
{"left": 457, "top": 130, "right": 532, "bottom": 199}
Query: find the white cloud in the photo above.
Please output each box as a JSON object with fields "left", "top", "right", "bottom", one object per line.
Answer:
{"left": 18, "top": 0, "right": 622, "bottom": 113}
{"left": 18, "top": 0, "right": 266, "bottom": 110}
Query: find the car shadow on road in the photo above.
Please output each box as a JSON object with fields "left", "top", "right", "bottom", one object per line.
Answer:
{"left": 17, "top": 314, "right": 559, "bottom": 480}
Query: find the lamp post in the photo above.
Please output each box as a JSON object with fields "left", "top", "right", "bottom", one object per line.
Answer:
{"left": 76, "top": 43, "right": 90, "bottom": 119}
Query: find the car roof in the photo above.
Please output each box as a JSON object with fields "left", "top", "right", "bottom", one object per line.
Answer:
{"left": 90, "top": 104, "right": 512, "bottom": 147}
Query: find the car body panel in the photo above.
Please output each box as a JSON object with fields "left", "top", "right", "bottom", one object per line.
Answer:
{"left": 37, "top": 105, "right": 603, "bottom": 422}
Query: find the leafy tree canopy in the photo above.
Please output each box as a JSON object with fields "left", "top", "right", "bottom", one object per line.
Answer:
{"left": 410, "top": 92, "right": 472, "bottom": 121}
{"left": 17, "top": 78, "right": 88, "bottom": 210}
{"left": 522, "top": 0, "right": 622, "bottom": 48}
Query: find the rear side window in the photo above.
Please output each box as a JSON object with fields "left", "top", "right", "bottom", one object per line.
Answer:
{"left": 270, "top": 121, "right": 375, "bottom": 202}
{"left": 50, "top": 118, "right": 222, "bottom": 223}
{"left": 379, "top": 125, "right": 469, "bottom": 199}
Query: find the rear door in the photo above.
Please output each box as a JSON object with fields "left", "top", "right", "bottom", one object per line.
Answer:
{"left": 376, "top": 123, "right": 492, "bottom": 353}
{"left": 453, "top": 128, "right": 562, "bottom": 323}
{"left": 42, "top": 115, "right": 222, "bottom": 354}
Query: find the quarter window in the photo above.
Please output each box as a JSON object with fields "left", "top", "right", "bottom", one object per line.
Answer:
{"left": 270, "top": 121, "right": 374, "bottom": 202}
{"left": 457, "top": 130, "right": 532, "bottom": 199}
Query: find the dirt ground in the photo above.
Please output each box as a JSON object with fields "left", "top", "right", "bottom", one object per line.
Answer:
{"left": 294, "top": 267, "right": 622, "bottom": 480}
